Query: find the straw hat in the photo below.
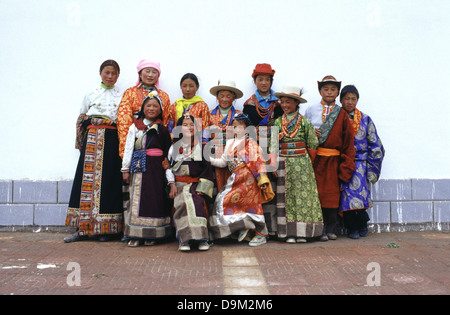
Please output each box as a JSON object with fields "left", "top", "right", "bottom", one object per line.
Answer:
{"left": 317, "top": 75, "right": 342, "bottom": 91}
{"left": 209, "top": 79, "right": 244, "bottom": 99}
{"left": 274, "top": 85, "right": 307, "bottom": 103}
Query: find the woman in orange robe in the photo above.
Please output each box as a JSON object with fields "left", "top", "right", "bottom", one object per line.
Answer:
{"left": 117, "top": 60, "right": 171, "bottom": 159}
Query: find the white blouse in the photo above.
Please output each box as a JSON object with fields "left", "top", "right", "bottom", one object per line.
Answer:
{"left": 121, "top": 120, "right": 156, "bottom": 172}
{"left": 80, "top": 85, "right": 123, "bottom": 121}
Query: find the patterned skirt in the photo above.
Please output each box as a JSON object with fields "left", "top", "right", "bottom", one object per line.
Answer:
{"left": 66, "top": 118, "right": 123, "bottom": 235}
{"left": 209, "top": 165, "right": 268, "bottom": 240}
{"left": 124, "top": 154, "right": 172, "bottom": 240}
{"left": 276, "top": 156, "right": 323, "bottom": 238}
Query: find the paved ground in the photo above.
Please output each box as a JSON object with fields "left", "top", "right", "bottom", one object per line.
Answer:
{"left": 1, "top": 231, "right": 449, "bottom": 296}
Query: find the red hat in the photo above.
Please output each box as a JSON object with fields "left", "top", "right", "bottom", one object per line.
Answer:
{"left": 252, "top": 63, "right": 276, "bottom": 78}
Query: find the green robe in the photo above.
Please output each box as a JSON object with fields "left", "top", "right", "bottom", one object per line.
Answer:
{"left": 271, "top": 113, "right": 324, "bottom": 238}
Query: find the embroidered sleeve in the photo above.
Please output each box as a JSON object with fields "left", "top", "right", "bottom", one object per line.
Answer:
{"left": 117, "top": 88, "right": 135, "bottom": 159}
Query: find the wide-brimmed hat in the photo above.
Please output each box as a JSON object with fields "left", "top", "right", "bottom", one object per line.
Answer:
{"left": 318, "top": 75, "right": 342, "bottom": 91}
{"left": 210, "top": 79, "right": 244, "bottom": 99}
{"left": 274, "top": 85, "right": 307, "bottom": 103}
{"left": 252, "top": 63, "right": 276, "bottom": 78}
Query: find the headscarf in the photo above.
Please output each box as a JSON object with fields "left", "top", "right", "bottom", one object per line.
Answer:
{"left": 231, "top": 112, "right": 252, "bottom": 127}
{"left": 137, "top": 91, "right": 163, "bottom": 121}
{"left": 136, "top": 59, "right": 161, "bottom": 88}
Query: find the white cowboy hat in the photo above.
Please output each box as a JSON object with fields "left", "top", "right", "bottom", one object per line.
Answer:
{"left": 317, "top": 75, "right": 342, "bottom": 91}
{"left": 274, "top": 85, "right": 307, "bottom": 103}
{"left": 209, "top": 79, "right": 244, "bottom": 99}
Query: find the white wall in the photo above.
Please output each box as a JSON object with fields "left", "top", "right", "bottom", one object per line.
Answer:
{"left": 0, "top": 0, "right": 449, "bottom": 180}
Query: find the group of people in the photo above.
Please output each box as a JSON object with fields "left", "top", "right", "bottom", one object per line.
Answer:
{"left": 64, "top": 59, "right": 385, "bottom": 252}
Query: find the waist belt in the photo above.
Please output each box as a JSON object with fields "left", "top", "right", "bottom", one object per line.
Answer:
{"left": 87, "top": 125, "right": 117, "bottom": 130}
{"left": 175, "top": 176, "right": 199, "bottom": 184}
{"left": 317, "top": 147, "right": 340, "bottom": 156}
{"left": 146, "top": 148, "right": 163, "bottom": 156}
{"left": 279, "top": 142, "right": 306, "bottom": 157}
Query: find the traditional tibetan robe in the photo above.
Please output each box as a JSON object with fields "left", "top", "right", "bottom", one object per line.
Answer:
{"left": 243, "top": 90, "right": 282, "bottom": 127}
{"left": 209, "top": 136, "right": 272, "bottom": 240}
{"left": 121, "top": 119, "right": 173, "bottom": 240}
{"left": 209, "top": 106, "right": 241, "bottom": 191}
{"left": 305, "top": 103, "right": 356, "bottom": 208}
{"left": 271, "top": 112, "right": 324, "bottom": 238}
{"left": 117, "top": 84, "right": 171, "bottom": 158}
{"left": 167, "top": 97, "right": 211, "bottom": 143}
{"left": 66, "top": 84, "right": 124, "bottom": 236}
{"left": 243, "top": 90, "right": 281, "bottom": 234}
{"left": 167, "top": 143, "right": 214, "bottom": 244}
{"left": 339, "top": 109, "right": 385, "bottom": 212}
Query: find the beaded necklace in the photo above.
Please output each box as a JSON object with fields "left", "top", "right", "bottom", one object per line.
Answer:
{"left": 280, "top": 112, "right": 302, "bottom": 140}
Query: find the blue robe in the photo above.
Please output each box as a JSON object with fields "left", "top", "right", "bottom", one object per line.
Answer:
{"left": 339, "top": 110, "right": 385, "bottom": 212}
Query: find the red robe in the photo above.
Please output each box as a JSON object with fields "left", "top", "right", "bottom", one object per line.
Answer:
{"left": 313, "top": 109, "right": 356, "bottom": 208}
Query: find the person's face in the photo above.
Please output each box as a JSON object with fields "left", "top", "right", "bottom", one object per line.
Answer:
{"left": 180, "top": 78, "right": 199, "bottom": 99}
{"left": 100, "top": 66, "right": 119, "bottom": 87}
{"left": 320, "top": 84, "right": 339, "bottom": 104}
{"left": 181, "top": 118, "right": 195, "bottom": 138}
{"left": 254, "top": 75, "right": 272, "bottom": 94}
{"left": 143, "top": 99, "right": 161, "bottom": 120}
{"left": 217, "top": 90, "right": 236, "bottom": 109}
{"left": 140, "top": 67, "right": 159, "bottom": 86}
{"left": 232, "top": 120, "right": 247, "bottom": 138}
{"left": 280, "top": 97, "right": 300, "bottom": 115}
{"left": 341, "top": 93, "right": 359, "bottom": 114}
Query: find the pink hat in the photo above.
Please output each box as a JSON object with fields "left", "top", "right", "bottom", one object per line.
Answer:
{"left": 136, "top": 59, "right": 161, "bottom": 87}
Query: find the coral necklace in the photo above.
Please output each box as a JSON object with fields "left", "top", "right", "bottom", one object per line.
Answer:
{"left": 280, "top": 113, "right": 302, "bottom": 140}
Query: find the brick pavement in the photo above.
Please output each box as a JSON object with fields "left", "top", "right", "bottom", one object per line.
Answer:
{"left": 0, "top": 231, "right": 449, "bottom": 296}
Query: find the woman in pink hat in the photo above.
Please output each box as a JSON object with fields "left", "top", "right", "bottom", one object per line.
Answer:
{"left": 117, "top": 60, "right": 171, "bottom": 160}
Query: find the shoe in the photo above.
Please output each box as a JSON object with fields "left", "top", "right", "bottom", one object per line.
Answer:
{"left": 198, "top": 241, "right": 210, "bottom": 251}
{"left": 319, "top": 234, "right": 328, "bottom": 242}
{"left": 327, "top": 233, "right": 337, "bottom": 240}
{"left": 128, "top": 239, "right": 141, "bottom": 247}
{"left": 98, "top": 235, "right": 111, "bottom": 242}
{"left": 249, "top": 235, "right": 267, "bottom": 247}
{"left": 238, "top": 229, "right": 250, "bottom": 242}
{"left": 286, "top": 237, "right": 296, "bottom": 244}
{"left": 144, "top": 240, "right": 156, "bottom": 246}
{"left": 64, "top": 233, "right": 87, "bottom": 243}
{"left": 179, "top": 242, "right": 191, "bottom": 252}
{"left": 349, "top": 230, "right": 360, "bottom": 239}
{"left": 296, "top": 238, "right": 307, "bottom": 243}
{"left": 359, "top": 227, "right": 369, "bottom": 237}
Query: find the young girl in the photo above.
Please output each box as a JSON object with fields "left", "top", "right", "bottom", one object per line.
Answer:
{"left": 209, "top": 79, "right": 243, "bottom": 191}
{"left": 166, "top": 115, "right": 214, "bottom": 252}
{"left": 209, "top": 113, "right": 273, "bottom": 247}
{"left": 243, "top": 63, "right": 281, "bottom": 236}
{"left": 339, "top": 85, "right": 385, "bottom": 239}
{"left": 272, "top": 86, "right": 323, "bottom": 243}
{"left": 167, "top": 73, "right": 211, "bottom": 144}
{"left": 121, "top": 91, "right": 173, "bottom": 247}
{"left": 304, "top": 76, "right": 356, "bottom": 241}
{"left": 65, "top": 60, "right": 124, "bottom": 243}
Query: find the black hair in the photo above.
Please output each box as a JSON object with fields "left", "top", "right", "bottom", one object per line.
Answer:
{"left": 340, "top": 85, "right": 360, "bottom": 102}
{"left": 253, "top": 74, "right": 274, "bottom": 86}
{"left": 172, "top": 114, "right": 199, "bottom": 144}
{"left": 180, "top": 73, "right": 200, "bottom": 88}
{"left": 100, "top": 59, "right": 120, "bottom": 74}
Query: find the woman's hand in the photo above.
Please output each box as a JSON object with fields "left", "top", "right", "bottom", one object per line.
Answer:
{"left": 123, "top": 172, "right": 130, "bottom": 184}
{"left": 169, "top": 183, "right": 178, "bottom": 199}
